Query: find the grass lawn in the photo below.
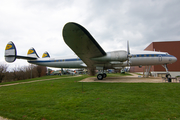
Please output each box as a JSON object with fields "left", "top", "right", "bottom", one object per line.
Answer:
{"left": 0, "top": 74, "right": 180, "bottom": 120}
{"left": 0, "top": 75, "right": 71, "bottom": 85}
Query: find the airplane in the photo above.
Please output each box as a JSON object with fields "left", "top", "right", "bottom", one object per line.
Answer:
{"left": 4, "top": 22, "right": 177, "bottom": 80}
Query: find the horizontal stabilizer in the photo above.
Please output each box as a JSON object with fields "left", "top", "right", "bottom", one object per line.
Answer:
{"left": 4, "top": 41, "right": 38, "bottom": 63}
{"left": 42, "top": 51, "right": 50, "bottom": 58}
{"left": 16, "top": 55, "right": 37, "bottom": 60}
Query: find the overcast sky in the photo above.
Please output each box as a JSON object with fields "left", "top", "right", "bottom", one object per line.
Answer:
{"left": 1, "top": 0, "right": 180, "bottom": 70}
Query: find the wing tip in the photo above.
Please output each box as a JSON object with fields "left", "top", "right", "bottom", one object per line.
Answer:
{"left": 63, "top": 22, "right": 106, "bottom": 56}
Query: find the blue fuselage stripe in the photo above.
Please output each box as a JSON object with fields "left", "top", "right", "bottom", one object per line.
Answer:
{"left": 28, "top": 58, "right": 82, "bottom": 63}
{"left": 28, "top": 54, "right": 174, "bottom": 63}
{"left": 132, "top": 54, "right": 173, "bottom": 57}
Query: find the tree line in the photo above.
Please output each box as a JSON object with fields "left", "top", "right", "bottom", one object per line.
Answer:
{"left": 0, "top": 63, "right": 47, "bottom": 83}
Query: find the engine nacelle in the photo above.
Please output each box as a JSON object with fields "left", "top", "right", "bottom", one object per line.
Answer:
{"left": 91, "top": 50, "right": 128, "bottom": 62}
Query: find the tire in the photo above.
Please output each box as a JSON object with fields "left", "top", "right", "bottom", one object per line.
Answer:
{"left": 97, "top": 74, "right": 103, "bottom": 80}
{"left": 103, "top": 73, "right": 107, "bottom": 78}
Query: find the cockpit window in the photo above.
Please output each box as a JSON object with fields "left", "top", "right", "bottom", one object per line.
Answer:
{"left": 166, "top": 53, "right": 169, "bottom": 55}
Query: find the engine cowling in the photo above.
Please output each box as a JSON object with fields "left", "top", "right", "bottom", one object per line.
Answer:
{"left": 91, "top": 50, "right": 128, "bottom": 62}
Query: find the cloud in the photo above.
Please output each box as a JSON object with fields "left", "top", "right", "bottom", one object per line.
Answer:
{"left": 1, "top": 0, "right": 180, "bottom": 70}
{"left": 83, "top": 0, "right": 180, "bottom": 47}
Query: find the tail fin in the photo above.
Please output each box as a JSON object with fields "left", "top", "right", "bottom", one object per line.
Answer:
{"left": 27, "top": 48, "right": 39, "bottom": 58}
{"left": 5, "top": 41, "right": 17, "bottom": 63}
{"left": 42, "top": 51, "right": 50, "bottom": 58}
{"left": 4, "top": 41, "right": 38, "bottom": 63}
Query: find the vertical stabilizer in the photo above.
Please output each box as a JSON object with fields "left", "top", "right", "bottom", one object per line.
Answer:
{"left": 42, "top": 51, "right": 50, "bottom": 58}
{"left": 27, "top": 48, "right": 39, "bottom": 58}
{"left": 5, "top": 41, "right": 17, "bottom": 63}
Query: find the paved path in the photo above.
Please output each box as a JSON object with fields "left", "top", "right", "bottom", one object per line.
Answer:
{"left": 0, "top": 75, "right": 81, "bottom": 87}
{"left": 0, "top": 116, "right": 11, "bottom": 120}
{"left": 79, "top": 73, "right": 164, "bottom": 83}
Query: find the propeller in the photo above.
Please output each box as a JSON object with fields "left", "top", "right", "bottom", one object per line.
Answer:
{"left": 127, "top": 41, "right": 132, "bottom": 66}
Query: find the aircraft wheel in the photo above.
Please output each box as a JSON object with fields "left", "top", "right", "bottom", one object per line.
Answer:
{"left": 97, "top": 74, "right": 103, "bottom": 80}
{"left": 103, "top": 73, "right": 107, "bottom": 78}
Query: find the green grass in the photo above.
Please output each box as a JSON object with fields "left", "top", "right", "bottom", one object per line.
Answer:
{"left": 0, "top": 74, "right": 180, "bottom": 119}
{"left": 0, "top": 75, "right": 70, "bottom": 85}
{"left": 134, "top": 73, "right": 143, "bottom": 75}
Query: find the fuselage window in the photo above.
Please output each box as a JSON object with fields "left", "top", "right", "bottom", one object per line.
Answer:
{"left": 154, "top": 55, "right": 157, "bottom": 57}
{"left": 144, "top": 55, "right": 146, "bottom": 57}
{"left": 149, "top": 55, "right": 152, "bottom": 57}
{"left": 139, "top": 55, "right": 141, "bottom": 57}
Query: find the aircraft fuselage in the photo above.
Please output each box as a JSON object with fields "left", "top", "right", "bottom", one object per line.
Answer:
{"left": 28, "top": 50, "right": 177, "bottom": 69}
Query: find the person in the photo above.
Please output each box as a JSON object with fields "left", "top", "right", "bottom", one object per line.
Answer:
{"left": 166, "top": 73, "right": 171, "bottom": 82}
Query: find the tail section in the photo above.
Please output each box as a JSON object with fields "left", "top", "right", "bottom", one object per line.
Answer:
{"left": 4, "top": 41, "right": 38, "bottom": 63}
{"left": 5, "top": 41, "right": 17, "bottom": 62}
{"left": 27, "top": 48, "right": 39, "bottom": 58}
{"left": 42, "top": 51, "right": 50, "bottom": 58}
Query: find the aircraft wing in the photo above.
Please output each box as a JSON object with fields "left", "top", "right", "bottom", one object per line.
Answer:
{"left": 63, "top": 22, "right": 106, "bottom": 68}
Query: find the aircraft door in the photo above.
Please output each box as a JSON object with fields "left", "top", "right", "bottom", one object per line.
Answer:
{"left": 158, "top": 55, "right": 162, "bottom": 62}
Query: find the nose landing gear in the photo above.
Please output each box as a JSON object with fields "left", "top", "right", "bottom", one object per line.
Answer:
{"left": 162, "top": 64, "right": 169, "bottom": 73}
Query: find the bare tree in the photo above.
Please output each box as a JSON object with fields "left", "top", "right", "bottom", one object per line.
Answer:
{"left": 36, "top": 65, "right": 47, "bottom": 77}
{"left": 12, "top": 66, "right": 22, "bottom": 80}
{"left": 0, "top": 64, "right": 8, "bottom": 83}
{"left": 1, "top": 64, "right": 47, "bottom": 83}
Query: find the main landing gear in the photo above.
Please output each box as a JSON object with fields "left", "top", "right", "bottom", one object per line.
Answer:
{"left": 97, "top": 73, "right": 107, "bottom": 80}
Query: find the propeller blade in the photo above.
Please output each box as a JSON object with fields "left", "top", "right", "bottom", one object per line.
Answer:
{"left": 127, "top": 41, "right": 130, "bottom": 55}
{"left": 127, "top": 41, "right": 132, "bottom": 66}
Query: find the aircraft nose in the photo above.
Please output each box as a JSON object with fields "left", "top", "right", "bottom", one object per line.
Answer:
{"left": 170, "top": 56, "right": 177, "bottom": 63}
